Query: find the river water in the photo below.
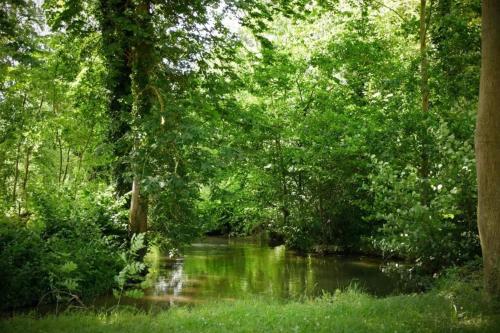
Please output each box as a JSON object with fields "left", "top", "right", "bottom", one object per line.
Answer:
{"left": 111, "top": 237, "right": 401, "bottom": 309}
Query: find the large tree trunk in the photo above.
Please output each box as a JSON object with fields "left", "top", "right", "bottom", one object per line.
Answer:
{"left": 129, "top": 177, "right": 148, "bottom": 234}
{"left": 98, "top": 0, "right": 133, "bottom": 198}
{"left": 98, "top": 0, "right": 154, "bottom": 236}
{"left": 475, "top": 0, "right": 500, "bottom": 299}
{"left": 128, "top": 0, "right": 154, "bottom": 235}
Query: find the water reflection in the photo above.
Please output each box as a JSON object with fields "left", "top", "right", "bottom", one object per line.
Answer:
{"left": 139, "top": 237, "right": 400, "bottom": 306}
{"left": 154, "top": 260, "right": 184, "bottom": 302}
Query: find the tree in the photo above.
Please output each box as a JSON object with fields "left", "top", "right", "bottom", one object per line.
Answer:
{"left": 97, "top": 0, "right": 133, "bottom": 198}
{"left": 475, "top": 0, "right": 500, "bottom": 299}
{"left": 128, "top": 0, "right": 155, "bottom": 235}
{"left": 419, "top": 0, "right": 431, "bottom": 206}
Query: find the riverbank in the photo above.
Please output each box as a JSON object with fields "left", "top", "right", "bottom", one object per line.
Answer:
{"left": 2, "top": 272, "right": 500, "bottom": 333}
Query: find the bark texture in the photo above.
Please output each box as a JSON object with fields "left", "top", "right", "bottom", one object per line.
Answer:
{"left": 476, "top": 0, "right": 500, "bottom": 299}
{"left": 129, "top": 177, "right": 148, "bottom": 234}
{"left": 99, "top": 0, "right": 133, "bottom": 197}
{"left": 128, "top": 0, "right": 154, "bottom": 235}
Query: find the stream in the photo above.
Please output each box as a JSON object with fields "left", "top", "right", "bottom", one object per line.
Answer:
{"left": 105, "top": 236, "right": 403, "bottom": 309}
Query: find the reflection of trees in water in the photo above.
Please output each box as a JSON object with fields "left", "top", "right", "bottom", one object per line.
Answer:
{"left": 151, "top": 240, "right": 398, "bottom": 303}
{"left": 155, "top": 261, "right": 184, "bottom": 297}
{"left": 180, "top": 245, "right": 317, "bottom": 299}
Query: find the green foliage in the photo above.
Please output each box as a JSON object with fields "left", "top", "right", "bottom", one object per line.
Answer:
{"left": 0, "top": 217, "right": 46, "bottom": 309}
{"left": 0, "top": 187, "right": 126, "bottom": 310}
{"left": 197, "top": 1, "right": 482, "bottom": 275}
{"left": 0, "top": 0, "right": 486, "bottom": 310}
{"left": 113, "top": 233, "right": 147, "bottom": 303}
{"left": 366, "top": 109, "right": 479, "bottom": 271}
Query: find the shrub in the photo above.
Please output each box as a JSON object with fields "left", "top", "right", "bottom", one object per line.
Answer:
{"left": 0, "top": 217, "right": 47, "bottom": 309}
{"left": 0, "top": 187, "right": 126, "bottom": 310}
{"left": 366, "top": 119, "right": 480, "bottom": 272}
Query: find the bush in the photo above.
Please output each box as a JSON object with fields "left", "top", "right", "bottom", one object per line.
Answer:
{"left": 366, "top": 119, "right": 480, "bottom": 272}
{"left": 0, "top": 187, "right": 126, "bottom": 310}
{"left": 0, "top": 217, "right": 47, "bottom": 309}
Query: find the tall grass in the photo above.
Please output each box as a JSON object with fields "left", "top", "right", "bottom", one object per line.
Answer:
{"left": 2, "top": 279, "right": 500, "bottom": 333}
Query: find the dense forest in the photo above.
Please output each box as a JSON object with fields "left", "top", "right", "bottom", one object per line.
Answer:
{"left": 1, "top": 0, "right": 500, "bottom": 332}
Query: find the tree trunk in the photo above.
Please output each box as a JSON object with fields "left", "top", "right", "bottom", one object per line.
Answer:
{"left": 73, "top": 124, "right": 95, "bottom": 194}
{"left": 12, "top": 141, "right": 21, "bottom": 203}
{"left": 98, "top": 0, "right": 133, "bottom": 198}
{"left": 57, "top": 131, "right": 63, "bottom": 184}
{"left": 420, "top": 0, "right": 430, "bottom": 115}
{"left": 21, "top": 146, "right": 32, "bottom": 211}
{"left": 129, "top": 177, "right": 148, "bottom": 234}
{"left": 128, "top": 0, "right": 154, "bottom": 235}
{"left": 62, "top": 147, "right": 71, "bottom": 184}
{"left": 275, "top": 136, "right": 289, "bottom": 225}
{"left": 475, "top": 0, "right": 500, "bottom": 300}
{"left": 419, "top": 0, "right": 431, "bottom": 206}
{"left": 12, "top": 94, "right": 27, "bottom": 205}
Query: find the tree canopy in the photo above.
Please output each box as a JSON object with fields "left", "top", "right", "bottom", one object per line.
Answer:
{"left": 1, "top": 0, "right": 496, "bottom": 310}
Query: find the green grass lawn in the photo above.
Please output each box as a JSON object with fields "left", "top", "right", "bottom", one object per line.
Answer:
{"left": 2, "top": 286, "right": 500, "bottom": 333}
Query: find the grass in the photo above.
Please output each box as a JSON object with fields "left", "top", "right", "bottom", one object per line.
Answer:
{"left": 2, "top": 292, "right": 499, "bottom": 332}
{"left": 2, "top": 270, "right": 500, "bottom": 333}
